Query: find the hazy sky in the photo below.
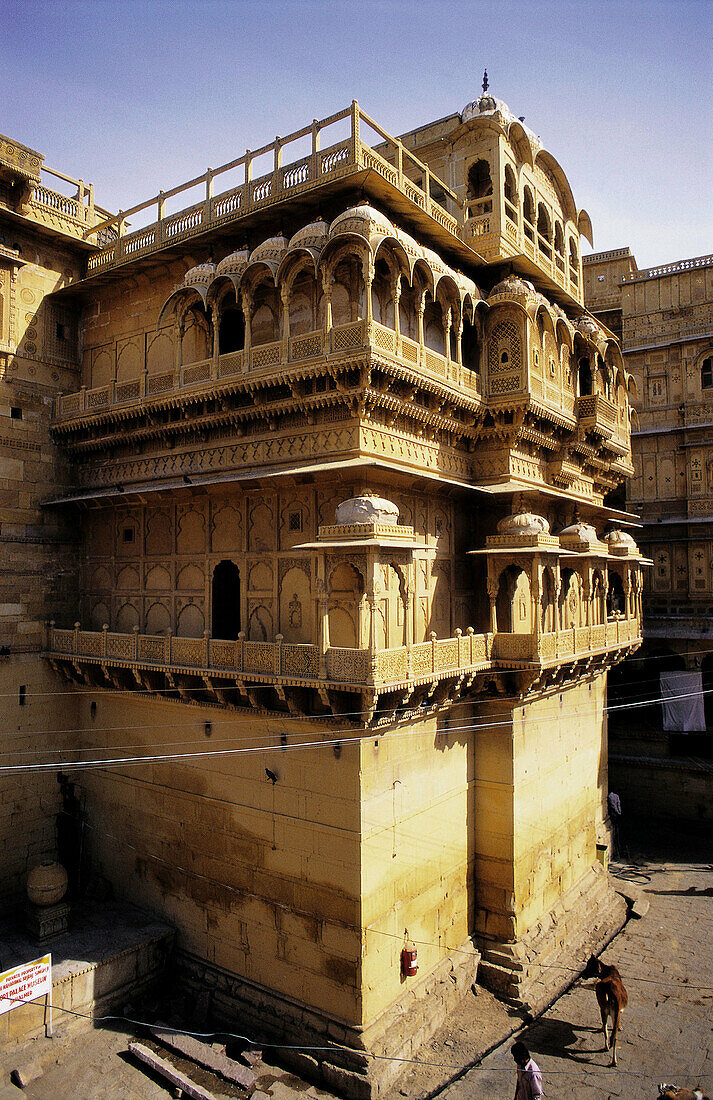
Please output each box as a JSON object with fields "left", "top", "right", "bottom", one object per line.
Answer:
{"left": 2, "top": 0, "right": 711, "bottom": 268}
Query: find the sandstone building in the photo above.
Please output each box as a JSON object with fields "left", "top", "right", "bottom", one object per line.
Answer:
{"left": 584, "top": 248, "right": 713, "bottom": 820}
{"left": 0, "top": 85, "right": 643, "bottom": 1092}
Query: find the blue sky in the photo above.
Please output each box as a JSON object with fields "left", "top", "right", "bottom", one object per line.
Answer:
{"left": 2, "top": 0, "right": 711, "bottom": 268}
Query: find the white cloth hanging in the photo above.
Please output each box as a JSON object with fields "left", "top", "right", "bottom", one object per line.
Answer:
{"left": 660, "top": 670, "right": 706, "bottom": 732}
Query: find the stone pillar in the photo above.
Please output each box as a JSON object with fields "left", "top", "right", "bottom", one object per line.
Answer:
{"left": 583, "top": 566, "right": 592, "bottom": 628}
{"left": 444, "top": 307, "right": 452, "bottom": 364}
{"left": 417, "top": 294, "right": 425, "bottom": 349}
{"left": 317, "top": 578, "right": 330, "bottom": 680}
{"left": 210, "top": 303, "right": 220, "bottom": 375}
{"left": 322, "top": 272, "right": 333, "bottom": 341}
{"left": 393, "top": 276, "right": 401, "bottom": 343}
{"left": 363, "top": 256, "right": 374, "bottom": 328}
{"left": 487, "top": 575, "right": 498, "bottom": 635}
{"left": 241, "top": 289, "right": 252, "bottom": 366}
{"left": 281, "top": 285, "right": 290, "bottom": 358}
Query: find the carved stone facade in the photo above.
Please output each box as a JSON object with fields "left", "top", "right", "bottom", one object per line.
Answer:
{"left": 1, "top": 90, "right": 641, "bottom": 1095}
{"left": 585, "top": 248, "right": 713, "bottom": 820}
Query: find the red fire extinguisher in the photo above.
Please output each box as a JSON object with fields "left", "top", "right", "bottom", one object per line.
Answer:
{"left": 401, "top": 936, "right": 418, "bottom": 977}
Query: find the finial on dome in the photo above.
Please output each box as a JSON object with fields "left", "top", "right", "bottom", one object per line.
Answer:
{"left": 482, "top": 69, "right": 489, "bottom": 93}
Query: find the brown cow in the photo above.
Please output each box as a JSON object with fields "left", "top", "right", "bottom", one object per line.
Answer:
{"left": 658, "top": 1087, "right": 710, "bottom": 1100}
{"left": 581, "top": 954, "right": 628, "bottom": 1066}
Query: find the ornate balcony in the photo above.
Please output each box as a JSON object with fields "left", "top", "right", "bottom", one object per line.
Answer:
{"left": 575, "top": 393, "right": 618, "bottom": 439}
{"left": 51, "top": 320, "right": 481, "bottom": 426}
{"left": 45, "top": 613, "right": 642, "bottom": 726}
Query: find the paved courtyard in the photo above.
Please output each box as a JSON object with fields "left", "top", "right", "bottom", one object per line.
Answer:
{"left": 1, "top": 821, "right": 711, "bottom": 1099}
{"left": 433, "top": 822, "right": 713, "bottom": 1100}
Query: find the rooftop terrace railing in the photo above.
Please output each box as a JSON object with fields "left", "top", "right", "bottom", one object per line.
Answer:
{"left": 621, "top": 254, "right": 713, "bottom": 284}
{"left": 83, "top": 103, "right": 460, "bottom": 276}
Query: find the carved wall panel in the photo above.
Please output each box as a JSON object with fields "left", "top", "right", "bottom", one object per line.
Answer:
{"left": 176, "top": 508, "right": 206, "bottom": 553}
{"left": 116, "top": 565, "right": 139, "bottom": 590}
{"left": 279, "top": 566, "right": 312, "bottom": 644}
{"left": 90, "top": 601, "right": 110, "bottom": 630}
{"left": 116, "top": 339, "right": 143, "bottom": 382}
{"left": 146, "top": 330, "right": 173, "bottom": 376}
{"left": 145, "top": 564, "right": 171, "bottom": 590}
{"left": 145, "top": 510, "right": 172, "bottom": 556}
{"left": 249, "top": 561, "right": 273, "bottom": 592}
{"left": 177, "top": 564, "right": 204, "bottom": 590}
{"left": 211, "top": 503, "right": 242, "bottom": 554}
{"left": 177, "top": 603, "right": 204, "bottom": 638}
{"left": 249, "top": 499, "right": 276, "bottom": 552}
{"left": 248, "top": 602, "right": 273, "bottom": 641}
{"left": 116, "top": 602, "right": 140, "bottom": 632}
{"left": 145, "top": 601, "right": 171, "bottom": 635}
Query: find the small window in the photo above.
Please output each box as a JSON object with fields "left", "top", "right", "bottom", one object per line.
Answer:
{"left": 10, "top": 407, "right": 22, "bottom": 420}
{"left": 56, "top": 322, "right": 67, "bottom": 341}
{"left": 289, "top": 511, "right": 303, "bottom": 532}
{"left": 701, "top": 357, "right": 713, "bottom": 390}
{"left": 597, "top": 275, "right": 605, "bottom": 283}
{"left": 19, "top": 685, "right": 26, "bottom": 706}
{"left": 500, "top": 351, "right": 509, "bottom": 365}
{"left": 122, "top": 526, "right": 135, "bottom": 544}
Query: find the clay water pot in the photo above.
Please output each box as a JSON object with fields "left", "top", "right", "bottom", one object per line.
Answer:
{"left": 26, "top": 861, "right": 68, "bottom": 907}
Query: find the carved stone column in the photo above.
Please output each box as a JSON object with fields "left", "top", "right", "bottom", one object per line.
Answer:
{"left": 444, "top": 306, "right": 452, "bottom": 364}
{"left": 281, "top": 285, "right": 290, "bottom": 359}
{"left": 240, "top": 289, "right": 252, "bottom": 367}
{"left": 393, "top": 276, "right": 401, "bottom": 343}
{"left": 417, "top": 293, "right": 425, "bottom": 349}
{"left": 583, "top": 566, "right": 592, "bottom": 628}
{"left": 363, "top": 255, "right": 374, "bottom": 328}
{"left": 487, "top": 575, "right": 498, "bottom": 635}
{"left": 210, "top": 303, "right": 220, "bottom": 374}
{"left": 321, "top": 272, "right": 333, "bottom": 343}
{"left": 317, "top": 578, "right": 330, "bottom": 680}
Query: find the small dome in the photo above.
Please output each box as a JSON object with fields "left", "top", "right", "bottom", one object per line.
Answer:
{"left": 604, "top": 528, "right": 638, "bottom": 549}
{"left": 288, "top": 219, "right": 329, "bottom": 251}
{"left": 575, "top": 315, "right": 601, "bottom": 339}
{"left": 330, "top": 203, "right": 393, "bottom": 238}
{"left": 249, "top": 235, "right": 288, "bottom": 267}
{"left": 489, "top": 274, "right": 536, "bottom": 301}
{"left": 182, "top": 262, "right": 217, "bottom": 287}
{"left": 497, "top": 512, "right": 550, "bottom": 537}
{"left": 335, "top": 494, "right": 400, "bottom": 526}
{"left": 559, "top": 521, "right": 598, "bottom": 542}
{"left": 216, "top": 248, "right": 250, "bottom": 276}
{"left": 462, "top": 92, "right": 510, "bottom": 122}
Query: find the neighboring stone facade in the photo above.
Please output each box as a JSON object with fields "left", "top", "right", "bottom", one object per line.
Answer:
{"left": 1, "top": 87, "right": 642, "bottom": 1095}
{"left": 584, "top": 248, "right": 713, "bottom": 820}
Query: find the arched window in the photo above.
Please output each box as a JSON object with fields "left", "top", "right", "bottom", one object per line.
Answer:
{"left": 219, "top": 307, "right": 245, "bottom": 354}
{"left": 701, "top": 356, "right": 713, "bottom": 390}
{"left": 569, "top": 238, "right": 579, "bottom": 285}
{"left": 461, "top": 315, "right": 479, "bottom": 371}
{"left": 467, "top": 160, "right": 493, "bottom": 217}
{"left": 504, "top": 166, "right": 518, "bottom": 222}
{"left": 554, "top": 222, "right": 564, "bottom": 270}
{"left": 578, "top": 357, "right": 593, "bottom": 397}
{"left": 537, "top": 204, "right": 552, "bottom": 258}
{"left": 523, "top": 187, "right": 535, "bottom": 241}
{"left": 212, "top": 560, "right": 241, "bottom": 640}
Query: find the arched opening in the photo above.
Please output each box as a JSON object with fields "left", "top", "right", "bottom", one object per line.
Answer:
{"left": 328, "top": 562, "right": 363, "bottom": 647}
{"left": 607, "top": 572, "right": 626, "bottom": 618}
{"left": 591, "top": 570, "right": 605, "bottom": 625}
{"left": 331, "top": 255, "right": 364, "bottom": 326}
{"left": 423, "top": 296, "right": 445, "bottom": 354}
{"left": 212, "top": 560, "right": 241, "bottom": 639}
{"left": 523, "top": 187, "right": 535, "bottom": 241}
{"left": 181, "top": 304, "right": 211, "bottom": 366}
{"left": 569, "top": 238, "right": 579, "bottom": 283}
{"left": 554, "top": 222, "right": 565, "bottom": 270}
{"left": 559, "top": 568, "right": 580, "bottom": 630}
{"left": 541, "top": 567, "right": 555, "bottom": 632}
{"left": 496, "top": 565, "right": 531, "bottom": 634}
{"left": 537, "top": 204, "right": 552, "bottom": 258}
{"left": 219, "top": 307, "right": 245, "bottom": 354}
{"left": 467, "top": 159, "right": 493, "bottom": 217}
{"left": 398, "top": 277, "right": 418, "bottom": 341}
{"left": 503, "top": 165, "right": 518, "bottom": 221}
{"left": 578, "top": 356, "right": 593, "bottom": 397}
{"left": 701, "top": 356, "right": 713, "bottom": 390}
{"left": 461, "top": 315, "right": 479, "bottom": 371}
{"left": 371, "top": 257, "right": 394, "bottom": 328}
{"left": 289, "top": 270, "right": 317, "bottom": 336}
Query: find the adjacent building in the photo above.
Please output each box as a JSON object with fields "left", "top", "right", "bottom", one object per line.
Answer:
{"left": 584, "top": 248, "right": 713, "bottom": 820}
{"left": 0, "top": 86, "right": 643, "bottom": 1093}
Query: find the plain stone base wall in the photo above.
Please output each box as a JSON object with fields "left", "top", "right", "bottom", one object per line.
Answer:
{"left": 610, "top": 754, "right": 713, "bottom": 823}
{"left": 478, "top": 862, "right": 627, "bottom": 1011}
{"left": 177, "top": 935, "right": 481, "bottom": 1099}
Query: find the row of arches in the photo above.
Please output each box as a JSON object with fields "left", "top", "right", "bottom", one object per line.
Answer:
{"left": 167, "top": 235, "right": 485, "bottom": 373}
{"left": 493, "top": 563, "right": 633, "bottom": 635}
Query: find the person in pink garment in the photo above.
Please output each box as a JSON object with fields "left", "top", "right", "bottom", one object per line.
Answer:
{"left": 511, "top": 1041, "right": 544, "bottom": 1099}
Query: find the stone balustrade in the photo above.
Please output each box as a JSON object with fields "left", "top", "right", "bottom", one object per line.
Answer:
{"left": 46, "top": 614, "right": 641, "bottom": 700}
{"left": 52, "top": 319, "right": 481, "bottom": 422}
{"left": 83, "top": 103, "right": 459, "bottom": 277}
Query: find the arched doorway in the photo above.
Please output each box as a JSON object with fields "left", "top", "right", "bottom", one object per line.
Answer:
{"left": 212, "top": 560, "right": 241, "bottom": 639}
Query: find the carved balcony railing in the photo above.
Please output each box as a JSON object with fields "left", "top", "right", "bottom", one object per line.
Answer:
{"left": 82, "top": 102, "right": 460, "bottom": 277}
{"left": 51, "top": 319, "right": 481, "bottom": 423}
{"left": 45, "top": 615, "right": 641, "bottom": 713}
{"left": 576, "top": 393, "right": 618, "bottom": 439}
